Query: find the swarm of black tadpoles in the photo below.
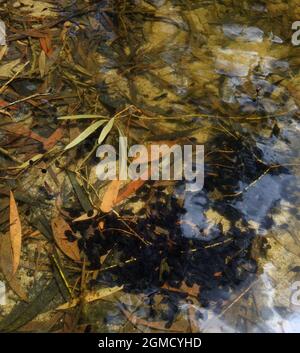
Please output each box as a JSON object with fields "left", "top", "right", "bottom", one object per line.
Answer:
{"left": 62, "top": 133, "right": 290, "bottom": 327}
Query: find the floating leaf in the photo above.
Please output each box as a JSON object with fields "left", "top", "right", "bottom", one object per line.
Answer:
{"left": 56, "top": 285, "right": 123, "bottom": 310}
{"left": 64, "top": 119, "right": 106, "bottom": 151}
{"left": 51, "top": 217, "right": 81, "bottom": 262}
{"left": 98, "top": 117, "right": 115, "bottom": 144}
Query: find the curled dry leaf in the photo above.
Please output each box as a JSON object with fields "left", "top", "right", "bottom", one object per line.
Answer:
{"left": 51, "top": 216, "right": 81, "bottom": 262}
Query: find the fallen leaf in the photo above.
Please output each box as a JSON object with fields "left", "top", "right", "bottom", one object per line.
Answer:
{"left": 64, "top": 119, "right": 106, "bottom": 151}
{"left": 0, "top": 232, "right": 14, "bottom": 279}
{"left": 0, "top": 45, "right": 7, "bottom": 61}
{"left": 9, "top": 191, "right": 22, "bottom": 276}
{"left": 115, "top": 177, "right": 147, "bottom": 205}
{"left": 38, "top": 50, "right": 46, "bottom": 78}
{"left": 120, "top": 307, "right": 186, "bottom": 332}
{"left": 58, "top": 114, "right": 106, "bottom": 120}
{"left": 39, "top": 36, "right": 53, "bottom": 57}
{"left": 214, "top": 271, "right": 222, "bottom": 277}
{"left": 51, "top": 217, "right": 81, "bottom": 262}
{"left": 19, "top": 312, "right": 63, "bottom": 332}
{"left": 56, "top": 285, "right": 123, "bottom": 310}
{"left": 72, "top": 209, "right": 98, "bottom": 222}
{"left": 7, "top": 276, "right": 28, "bottom": 302}
{"left": 0, "top": 59, "right": 22, "bottom": 78}
{"left": 162, "top": 282, "right": 200, "bottom": 298}
{"left": 0, "top": 99, "right": 17, "bottom": 110}
{"left": 114, "top": 141, "right": 176, "bottom": 204}
{"left": 43, "top": 127, "right": 63, "bottom": 150}
{"left": 0, "top": 192, "right": 26, "bottom": 302}
{"left": 100, "top": 179, "right": 121, "bottom": 213}
{"left": 98, "top": 117, "right": 115, "bottom": 144}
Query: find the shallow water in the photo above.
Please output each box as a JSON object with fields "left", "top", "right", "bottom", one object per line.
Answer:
{"left": 1, "top": 0, "right": 300, "bottom": 333}
{"left": 92, "top": 0, "right": 300, "bottom": 333}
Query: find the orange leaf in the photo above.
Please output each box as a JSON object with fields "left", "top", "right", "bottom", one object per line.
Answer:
{"left": 214, "top": 271, "right": 222, "bottom": 277}
{"left": 43, "top": 127, "right": 63, "bottom": 150}
{"left": 9, "top": 191, "right": 22, "bottom": 276}
{"left": 114, "top": 141, "right": 176, "bottom": 205}
{"left": 51, "top": 217, "right": 81, "bottom": 262}
{"left": 100, "top": 180, "right": 121, "bottom": 213}
{"left": 39, "top": 36, "right": 53, "bottom": 57}
{"left": 115, "top": 177, "right": 147, "bottom": 204}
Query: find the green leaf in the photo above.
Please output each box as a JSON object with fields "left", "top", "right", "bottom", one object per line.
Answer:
{"left": 58, "top": 115, "right": 107, "bottom": 120}
{"left": 67, "top": 171, "right": 93, "bottom": 213}
{"left": 64, "top": 119, "right": 106, "bottom": 151}
{"left": 98, "top": 117, "right": 115, "bottom": 145}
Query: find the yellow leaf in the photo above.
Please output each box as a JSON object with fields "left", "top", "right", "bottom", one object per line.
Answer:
{"left": 56, "top": 285, "right": 123, "bottom": 310}
{"left": 38, "top": 50, "right": 46, "bottom": 78}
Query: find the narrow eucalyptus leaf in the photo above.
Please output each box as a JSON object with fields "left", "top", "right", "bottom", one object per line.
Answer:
{"left": 64, "top": 119, "right": 106, "bottom": 151}
{"left": 58, "top": 115, "right": 107, "bottom": 120}
{"left": 98, "top": 117, "right": 115, "bottom": 145}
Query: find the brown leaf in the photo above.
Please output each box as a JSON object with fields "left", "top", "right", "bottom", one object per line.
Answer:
{"left": 51, "top": 217, "right": 81, "bottom": 262}
{"left": 162, "top": 282, "right": 200, "bottom": 298}
{"left": 9, "top": 190, "right": 22, "bottom": 276}
{"left": 120, "top": 307, "right": 187, "bottom": 332}
{"left": 43, "top": 127, "right": 63, "bottom": 150}
{"left": 114, "top": 141, "right": 176, "bottom": 205}
{"left": 100, "top": 180, "right": 121, "bottom": 213}
{"left": 0, "top": 232, "right": 14, "bottom": 279}
{"left": 7, "top": 276, "right": 28, "bottom": 302}
{"left": 0, "top": 192, "right": 26, "bottom": 301}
